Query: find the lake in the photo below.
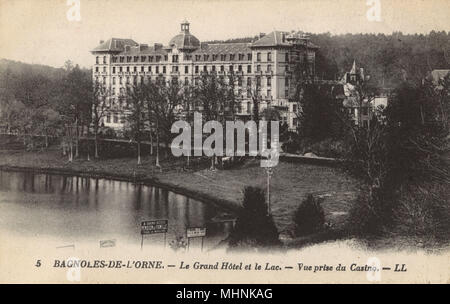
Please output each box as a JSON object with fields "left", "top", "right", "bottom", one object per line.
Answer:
{"left": 0, "top": 170, "right": 235, "bottom": 250}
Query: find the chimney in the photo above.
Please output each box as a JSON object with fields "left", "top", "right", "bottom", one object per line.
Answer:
{"left": 259, "top": 32, "right": 266, "bottom": 39}
{"left": 99, "top": 40, "right": 104, "bottom": 44}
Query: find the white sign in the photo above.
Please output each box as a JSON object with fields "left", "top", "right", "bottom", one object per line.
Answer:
{"left": 187, "top": 227, "right": 206, "bottom": 238}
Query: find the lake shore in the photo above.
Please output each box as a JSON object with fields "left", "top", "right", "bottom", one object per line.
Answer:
{"left": 0, "top": 148, "right": 357, "bottom": 235}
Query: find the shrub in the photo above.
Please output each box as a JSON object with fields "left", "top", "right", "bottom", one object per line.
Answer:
{"left": 293, "top": 194, "right": 325, "bottom": 236}
{"left": 393, "top": 183, "right": 450, "bottom": 245}
{"left": 228, "top": 186, "right": 281, "bottom": 248}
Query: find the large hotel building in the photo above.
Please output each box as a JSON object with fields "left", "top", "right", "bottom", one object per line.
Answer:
{"left": 91, "top": 21, "right": 317, "bottom": 131}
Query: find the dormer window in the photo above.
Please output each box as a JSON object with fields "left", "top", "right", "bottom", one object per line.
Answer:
{"left": 96, "top": 56, "right": 99, "bottom": 64}
{"left": 103, "top": 56, "right": 107, "bottom": 64}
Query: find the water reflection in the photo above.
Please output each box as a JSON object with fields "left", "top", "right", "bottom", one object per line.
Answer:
{"left": 0, "top": 170, "right": 233, "bottom": 248}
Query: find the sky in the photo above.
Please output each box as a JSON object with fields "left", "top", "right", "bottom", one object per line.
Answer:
{"left": 0, "top": 0, "right": 449, "bottom": 69}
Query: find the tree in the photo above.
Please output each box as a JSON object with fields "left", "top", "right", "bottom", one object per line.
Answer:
{"left": 59, "top": 65, "right": 91, "bottom": 158}
{"left": 125, "top": 82, "right": 147, "bottom": 165}
{"left": 91, "top": 82, "right": 109, "bottom": 158}
{"left": 193, "top": 73, "right": 228, "bottom": 170}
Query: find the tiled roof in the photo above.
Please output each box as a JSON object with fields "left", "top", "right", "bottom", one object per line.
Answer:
{"left": 192, "top": 43, "right": 252, "bottom": 55}
{"left": 251, "top": 31, "right": 319, "bottom": 49}
{"left": 119, "top": 46, "right": 168, "bottom": 56}
{"left": 92, "top": 38, "right": 139, "bottom": 52}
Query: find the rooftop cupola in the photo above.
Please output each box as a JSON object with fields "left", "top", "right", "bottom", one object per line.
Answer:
{"left": 181, "top": 20, "right": 190, "bottom": 33}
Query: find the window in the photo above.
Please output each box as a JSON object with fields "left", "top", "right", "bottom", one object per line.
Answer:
{"left": 230, "top": 54, "right": 235, "bottom": 61}
{"left": 172, "top": 65, "right": 178, "bottom": 73}
{"left": 156, "top": 56, "right": 161, "bottom": 62}
{"left": 134, "top": 56, "right": 139, "bottom": 62}
{"left": 247, "top": 65, "right": 252, "bottom": 73}
{"left": 285, "top": 89, "right": 289, "bottom": 98}
{"left": 106, "top": 115, "right": 111, "bottom": 123}
{"left": 112, "top": 77, "right": 116, "bottom": 85}
{"left": 212, "top": 54, "right": 217, "bottom": 61}
{"left": 103, "top": 77, "right": 106, "bottom": 84}
{"left": 185, "top": 66, "right": 189, "bottom": 74}
{"left": 149, "top": 56, "right": 153, "bottom": 62}
{"left": 95, "top": 67, "right": 99, "bottom": 72}
{"left": 220, "top": 65, "right": 224, "bottom": 72}
{"left": 126, "top": 66, "right": 130, "bottom": 72}
{"left": 103, "top": 56, "right": 106, "bottom": 64}
{"left": 203, "top": 65, "right": 207, "bottom": 72}
{"left": 256, "top": 76, "right": 261, "bottom": 87}
{"left": 113, "top": 114, "right": 119, "bottom": 123}
{"left": 195, "top": 66, "right": 199, "bottom": 74}
{"left": 119, "top": 77, "right": 123, "bottom": 85}
{"left": 293, "top": 104, "right": 297, "bottom": 112}
{"left": 184, "top": 77, "right": 189, "bottom": 85}
{"left": 267, "top": 89, "right": 271, "bottom": 98}
{"left": 247, "top": 53, "right": 252, "bottom": 61}
{"left": 247, "top": 77, "right": 252, "bottom": 87}
{"left": 267, "top": 77, "right": 271, "bottom": 86}
{"left": 238, "top": 77, "right": 242, "bottom": 86}
{"left": 257, "top": 65, "right": 261, "bottom": 72}
{"left": 163, "top": 66, "right": 166, "bottom": 74}
{"left": 267, "top": 65, "right": 272, "bottom": 72}
{"left": 285, "top": 77, "right": 289, "bottom": 87}
{"left": 285, "top": 53, "right": 289, "bottom": 62}
{"left": 238, "top": 65, "right": 242, "bottom": 72}
{"left": 212, "top": 65, "right": 216, "bottom": 72}
{"left": 172, "top": 55, "right": 179, "bottom": 63}
{"left": 148, "top": 66, "right": 152, "bottom": 72}
{"left": 134, "top": 66, "right": 137, "bottom": 72}
{"left": 229, "top": 65, "right": 233, "bottom": 72}
{"left": 267, "top": 52, "right": 272, "bottom": 62}
{"left": 103, "top": 66, "right": 106, "bottom": 72}
{"left": 141, "top": 66, "right": 144, "bottom": 72}
{"left": 120, "top": 56, "right": 124, "bottom": 63}
{"left": 96, "top": 56, "right": 99, "bottom": 64}
{"left": 141, "top": 56, "right": 146, "bottom": 62}
{"left": 119, "top": 67, "right": 123, "bottom": 72}
{"left": 164, "top": 55, "right": 168, "bottom": 61}
{"left": 257, "top": 53, "right": 261, "bottom": 62}
{"left": 221, "top": 54, "right": 226, "bottom": 61}
{"left": 156, "top": 66, "right": 159, "bottom": 74}
{"left": 112, "top": 67, "right": 116, "bottom": 73}
{"left": 127, "top": 56, "right": 132, "bottom": 63}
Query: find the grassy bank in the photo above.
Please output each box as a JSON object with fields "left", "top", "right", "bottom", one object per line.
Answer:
{"left": 0, "top": 147, "right": 357, "bottom": 235}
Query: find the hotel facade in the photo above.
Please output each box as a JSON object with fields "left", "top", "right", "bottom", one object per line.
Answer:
{"left": 91, "top": 21, "right": 317, "bottom": 131}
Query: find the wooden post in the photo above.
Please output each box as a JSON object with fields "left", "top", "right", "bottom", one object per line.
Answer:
{"left": 201, "top": 237, "right": 204, "bottom": 252}
{"left": 140, "top": 234, "right": 144, "bottom": 250}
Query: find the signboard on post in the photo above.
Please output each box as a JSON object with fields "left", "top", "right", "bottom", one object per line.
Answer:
{"left": 140, "top": 220, "right": 168, "bottom": 250}
{"left": 186, "top": 227, "right": 207, "bottom": 252}
{"left": 187, "top": 227, "right": 206, "bottom": 238}
{"left": 141, "top": 220, "right": 168, "bottom": 235}
{"left": 99, "top": 239, "right": 116, "bottom": 248}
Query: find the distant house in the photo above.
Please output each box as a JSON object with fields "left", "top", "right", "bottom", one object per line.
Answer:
{"left": 427, "top": 69, "right": 450, "bottom": 90}
{"left": 339, "top": 60, "right": 389, "bottom": 127}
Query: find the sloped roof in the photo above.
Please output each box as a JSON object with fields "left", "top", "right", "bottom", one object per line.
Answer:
{"left": 251, "top": 31, "right": 319, "bottom": 49}
{"left": 192, "top": 43, "right": 252, "bottom": 55}
{"left": 91, "top": 38, "right": 139, "bottom": 53}
{"left": 169, "top": 33, "right": 200, "bottom": 50}
{"left": 119, "top": 45, "right": 168, "bottom": 56}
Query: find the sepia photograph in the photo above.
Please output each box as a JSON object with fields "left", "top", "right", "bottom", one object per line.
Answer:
{"left": 0, "top": 0, "right": 449, "bottom": 286}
